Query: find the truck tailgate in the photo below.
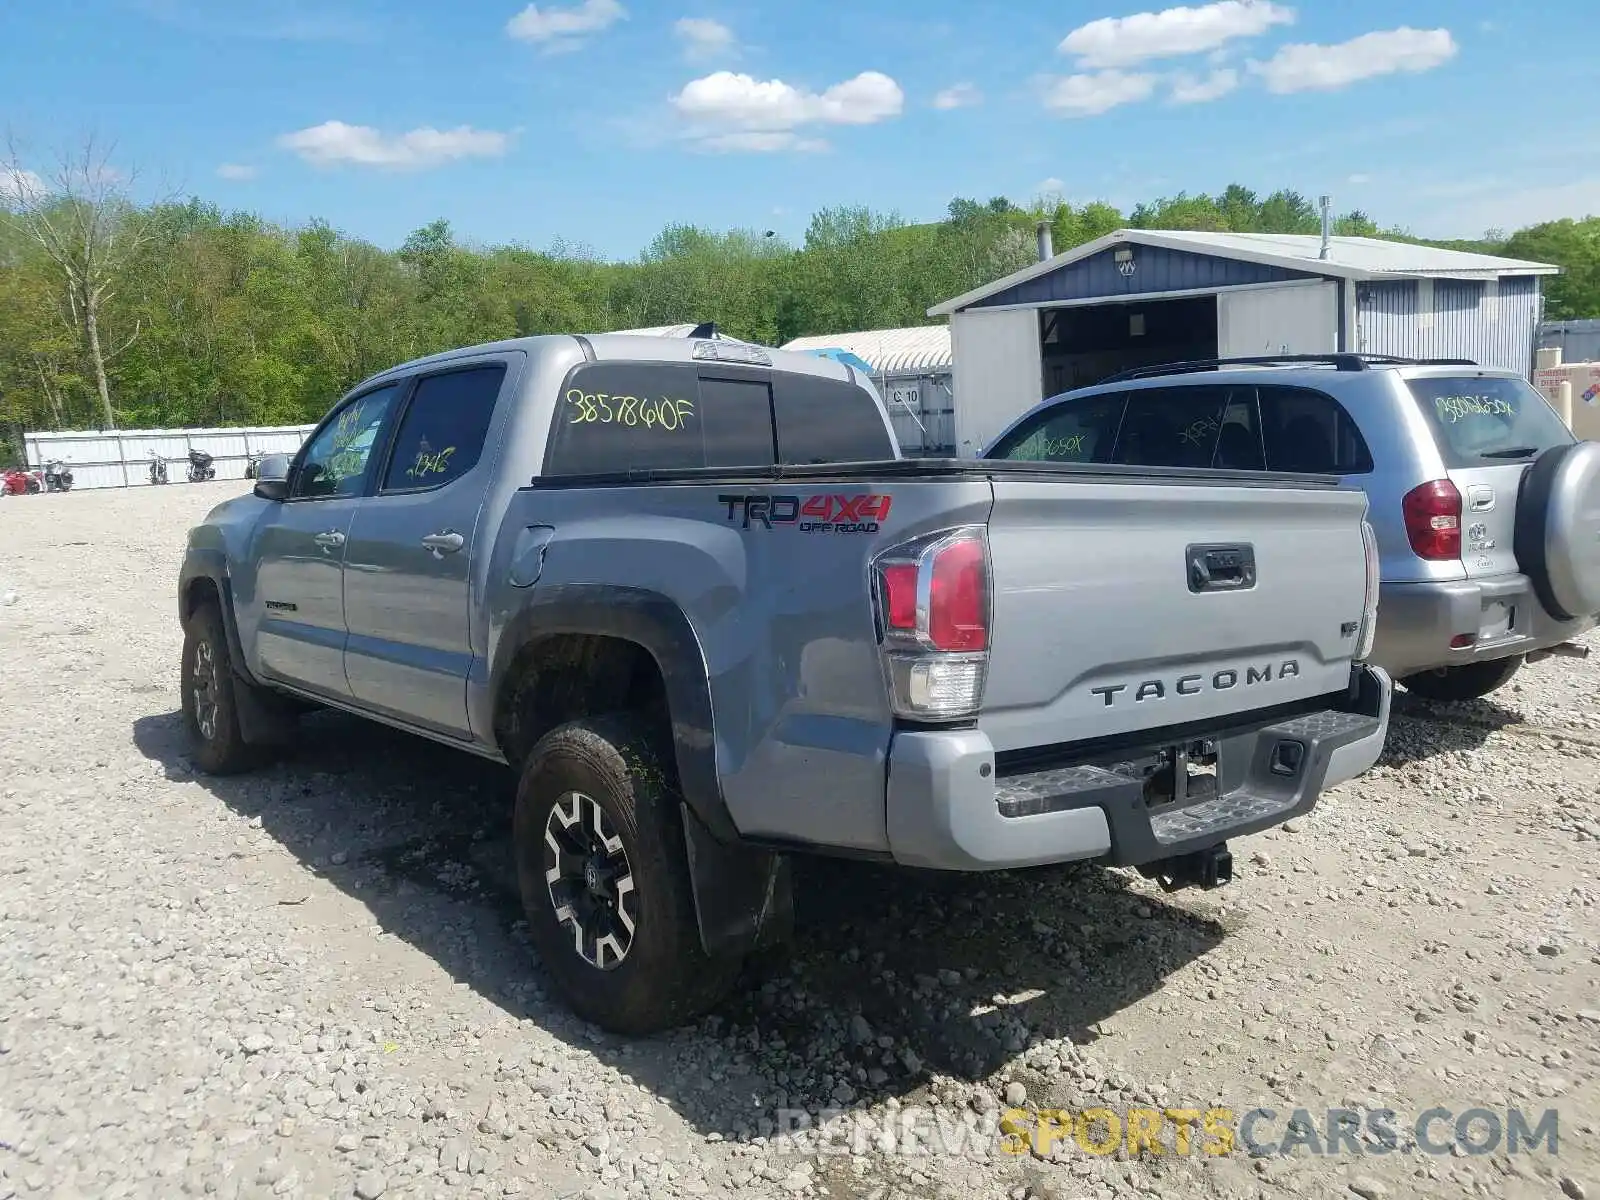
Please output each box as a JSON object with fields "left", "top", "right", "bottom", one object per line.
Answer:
{"left": 981, "top": 477, "right": 1371, "bottom": 752}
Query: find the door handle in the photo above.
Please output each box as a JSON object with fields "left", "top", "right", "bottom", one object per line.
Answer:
{"left": 421, "top": 530, "right": 465, "bottom": 558}
{"left": 313, "top": 530, "right": 346, "bottom": 550}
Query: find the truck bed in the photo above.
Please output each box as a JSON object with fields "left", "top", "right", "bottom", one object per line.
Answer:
{"left": 508, "top": 456, "right": 1374, "bottom": 856}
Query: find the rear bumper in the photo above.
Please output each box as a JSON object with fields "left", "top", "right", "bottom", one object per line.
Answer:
{"left": 885, "top": 665, "right": 1391, "bottom": 872}
{"left": 1369, "top": 575, "right": 1596, "bottom": 679}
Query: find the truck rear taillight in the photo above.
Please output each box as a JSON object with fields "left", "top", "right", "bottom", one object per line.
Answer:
{"left": 872, "top": 527, "right": 991, "bottom": 720}
{"left": 1357, "top": 517, "right": 1381, "bottom": 661}
{"left": 1401, "top": 479, "right": 1462, "bottom": 561}
{"left": 928, "top": 537, "right": 987, "bottom": 652}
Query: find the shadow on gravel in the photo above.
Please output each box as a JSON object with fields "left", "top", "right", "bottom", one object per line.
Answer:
{"left": 133, "top": 707, "right": 1223, "bottom": 1138}
{"left": 1379, "top": 689, "right": 1524, "bottom": 767}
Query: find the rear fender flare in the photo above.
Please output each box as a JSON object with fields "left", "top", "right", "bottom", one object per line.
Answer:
{"left": 489, "top": 586, "right": 794, "bottom": 958}
{"left": 488, "top": 584, "right": 736, "bottom": 843}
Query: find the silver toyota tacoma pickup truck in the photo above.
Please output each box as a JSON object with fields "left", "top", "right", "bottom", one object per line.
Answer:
{"left": 177, "top": 333, "right": 1392, "bottom": 1033}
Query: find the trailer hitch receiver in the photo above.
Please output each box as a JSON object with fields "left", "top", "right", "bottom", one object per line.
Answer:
{"left": 1138, "top": 843, "right": 1233, "bottom": 892}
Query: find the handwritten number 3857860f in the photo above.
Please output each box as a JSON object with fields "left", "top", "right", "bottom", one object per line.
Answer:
{"left": 566, "top": 389, "right": 696, "bottom": 431}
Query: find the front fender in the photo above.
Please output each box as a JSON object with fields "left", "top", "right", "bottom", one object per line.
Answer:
{"left": 178, "top": 549, "right": 257, "bottom": 687}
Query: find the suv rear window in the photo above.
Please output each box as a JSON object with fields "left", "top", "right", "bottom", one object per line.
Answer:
{"left": 543, "top": 362, "right": 775, "bottom": 476}
{"left": 1404, "top": 375, "right": 1573, "bottom": 467}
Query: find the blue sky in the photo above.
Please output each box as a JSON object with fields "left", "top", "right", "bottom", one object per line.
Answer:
{"left": 3, "top": 0, "right": 1597, "bottom": 257}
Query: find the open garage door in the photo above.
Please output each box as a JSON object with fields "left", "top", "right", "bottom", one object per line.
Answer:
{"left": 1218, "top": 281, "right": 1338, "bottom": 359}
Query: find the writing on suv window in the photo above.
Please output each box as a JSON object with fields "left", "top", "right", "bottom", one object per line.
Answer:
{"left": 1433, "top": 393, "right": 1517, "bottom": 424}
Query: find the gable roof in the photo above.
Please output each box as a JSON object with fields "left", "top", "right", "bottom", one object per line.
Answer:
{"left": 929, "top": 229, "right": 1561, "bottom": 317}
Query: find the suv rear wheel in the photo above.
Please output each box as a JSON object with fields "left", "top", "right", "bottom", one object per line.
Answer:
{"left": 513, "top": 715, "right": 740, "bottom": 1034}
{"left": 1400, "top": 656, "right": 1522, "bottom": 702}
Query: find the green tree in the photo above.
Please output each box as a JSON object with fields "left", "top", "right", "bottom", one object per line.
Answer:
{"left": 1503, "top": 218, "right": 1600, "bottom": 320}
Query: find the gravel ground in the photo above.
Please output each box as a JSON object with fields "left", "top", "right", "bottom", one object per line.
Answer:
{"left": 0, "top": 481, "right": 1596, "bottom": 1200}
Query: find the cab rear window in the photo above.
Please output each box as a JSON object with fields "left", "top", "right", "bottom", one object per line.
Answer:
{"left": 542, "top": 362, "right": 775, "bottom": 476}
{"left": 1405, "top": 376, "right": 1573, "bottom": 467}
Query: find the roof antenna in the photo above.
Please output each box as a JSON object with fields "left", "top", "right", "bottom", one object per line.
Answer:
{"left": 689, "top": 322, "right": 717, "bottom": 339}
{"left": 1319, "top": 195, "right": 1333, "bottom": 260}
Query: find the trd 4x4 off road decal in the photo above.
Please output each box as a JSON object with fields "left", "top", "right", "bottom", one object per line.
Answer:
{"left": 719, "top": 493, "right": 892, "bottom": 534}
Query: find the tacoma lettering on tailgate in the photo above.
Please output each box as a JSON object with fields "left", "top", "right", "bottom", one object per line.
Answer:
{"left": 719, "top": 493, "right": 891, "bottom": 534}
{"left": 1091, "top": 660, "right": 1301, "bottom": 707}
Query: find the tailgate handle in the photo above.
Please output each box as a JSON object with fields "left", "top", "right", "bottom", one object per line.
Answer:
{"left": 1187, "top": 544, "right": 1256, "bottom": 593}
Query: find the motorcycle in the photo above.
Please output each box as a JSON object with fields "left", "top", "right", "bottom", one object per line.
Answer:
{"left": 43, "top": 460, "right": 73, "bottom": 493}
{"left": 186, "top": 448, "right": 216, "bottom": 483}
{"left": 148, "top": 453, "right": 169, "bottom": 486}
{"left": 2, "top": 467, "right": 42, "bottom": 496}
{"left": 244, "top": 455, "right": 262, "bottom": 480}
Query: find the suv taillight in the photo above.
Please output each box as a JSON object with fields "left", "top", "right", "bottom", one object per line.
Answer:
{"left": 1401, "top": 479, "right": 1462, "bottom": 561}
{"left": 873, "top": 527, "right": 990, "bottom": 719}
{"left": 1357, "top": 517, "right": 1381, "bottom": 661}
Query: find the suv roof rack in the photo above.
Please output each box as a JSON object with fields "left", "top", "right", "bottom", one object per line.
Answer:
{"left": 1097, "top": 353, "right": 1479, "bottom": 385}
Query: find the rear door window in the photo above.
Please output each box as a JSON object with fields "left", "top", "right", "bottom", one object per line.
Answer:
{"left": 1111, "top": 386, "right": 1247, "bottom": 469}
{"left": 1403, "top": 375, "right": 1573, "bottom": 467}
{"left": 772, "top": 373, "right": 894, "bottom": 464}
{"left": 381, "top": 364, "right": 506, "bottom": 492}
{"left": 985, "top": 394, "right": 1126, "bottom": 463}
{"left": 1258, "top": 386, "right": 1375, "bottom": 474}
{"left": 542, "top": 362, "right": 775, "bottom": 476}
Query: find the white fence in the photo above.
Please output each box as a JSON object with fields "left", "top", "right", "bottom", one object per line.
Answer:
{"left": 24, "top": 425, "right": 316, "bottom": 490}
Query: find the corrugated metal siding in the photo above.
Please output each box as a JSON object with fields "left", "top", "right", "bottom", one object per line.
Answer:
{"left": 972, "top": 243, "right": 1309, "bottom": 309}
{"left": 1357, "top": 276, "right": 1539, "bottom": 374}
{"left": 1355, "top": 280, "right": 1420, "bottom": 358}
{"left": 878, "top": 372, "right": 956, "bottom": 457}
{"left": 24, "top": 425, "right": 315, "bottom": 489}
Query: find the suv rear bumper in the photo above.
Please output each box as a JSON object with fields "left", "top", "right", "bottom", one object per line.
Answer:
{"left": 884, "top": 665, "right": 1390, "bottom": 873}
{"left": 1369, "top": 575, "right": 1596, "bottom": 678}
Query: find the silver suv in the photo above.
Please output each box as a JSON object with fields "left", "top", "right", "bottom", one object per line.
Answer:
{"left": 981, "top": 354, "right": 1600, "bottom": 702}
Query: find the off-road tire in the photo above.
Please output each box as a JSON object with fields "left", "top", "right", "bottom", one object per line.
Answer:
{"left": 1400, "top": 656, "right": 1523, "bottom": 702}
{"left": 513, "top": 715, "right": 740, "bottom": 1035}
{"left": 180, "top": 602, "right": 261, "bottom": 774}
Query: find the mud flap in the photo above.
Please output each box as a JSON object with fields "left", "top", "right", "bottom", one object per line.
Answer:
{"left": 231, "top": 669, "right": 300, "bottom": 747}
{"left": 680, "top": 802, "right": 794, "bottom": 958}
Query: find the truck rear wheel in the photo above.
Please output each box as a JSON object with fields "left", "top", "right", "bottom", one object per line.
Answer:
{"left": 513, "top": 716, "right": 740, "bottom": 1034}
{"left": 1400, "top": 656, "right": 1522, "bottom": 702}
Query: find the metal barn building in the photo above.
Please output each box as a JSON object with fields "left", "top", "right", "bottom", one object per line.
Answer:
{"left": 781, "top": 326, "right": 954, "bottom": 455}
{"left": 928, "top": 228, "right": 1560, "bottom": 456}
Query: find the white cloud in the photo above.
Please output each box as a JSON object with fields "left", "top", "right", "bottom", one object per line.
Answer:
{"left": 1061, "top": 0, "right": 1293, "bottom": 67}
{"left": 277, "top": 121, "right": 511, "bottom": 169}
{"left": 0, "top": 167, "right": 47, "bottom": 204}
{"left": 216, "top": 163, "right": 259, "bottom": 181}
{"left": 674, "top": 16, "right": 735, "bottom": 61}
{"left": 1040, "top": 70, "right": 1158, "bottom": 116}
{"left": 932, "top": 82, "right": 982, "bottom": 109}
{"left": 1252, "top": 27, "right": 1457, "bottom": 93}
{"left": 1169, "top": 67, "right": 1239, "bottom": 102}
{"left": 1347, "top": 172, "right": 1372, "bottom": 184}
{"left": 671, "top": 70, "right": 903, "bottom": 150}
{"left": 505, "top": 0, "right": 624, "bottom": 50}
{"left": 1035, "top": 177, "right": 1067, "bottom": 195}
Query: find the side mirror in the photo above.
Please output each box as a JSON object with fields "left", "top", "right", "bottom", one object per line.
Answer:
{"left": 252, "top": 453, "right": 292, "bottom": 501}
